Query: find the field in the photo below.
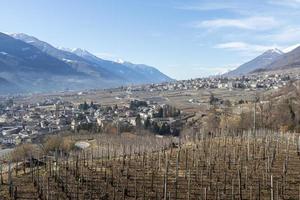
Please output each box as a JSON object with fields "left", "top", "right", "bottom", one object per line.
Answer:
{"left": 9, "top": 87, "right": 260, "bottom": 114}
{"left": 1, "top": 130, "right": 300, "bottom": 199}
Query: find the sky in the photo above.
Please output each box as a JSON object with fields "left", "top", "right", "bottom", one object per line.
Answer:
{"left": 1, "top": 0, "right": 300, "bottom": 80}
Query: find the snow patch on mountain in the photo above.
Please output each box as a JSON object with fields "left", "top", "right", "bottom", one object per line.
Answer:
{"left": 57, "top": 46, "right": 72, "bottom": 52}
{"left": 62, "top": 58, "right": 75, "bottom": 63}
{"left": 116, "top": 58, "right": 125, "bottom": 64}
{"left": 283, "top": 44, "right": 300, "bottom": 53}
{"left": 71, "top": 48, "right": 92, "bottom": 57}
{"left": 267, "top": 48, "right": 283, "bottom": 55}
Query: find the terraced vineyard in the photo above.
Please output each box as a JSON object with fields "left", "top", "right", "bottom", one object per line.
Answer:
{"left": 1, "top": 130, "right": 300, "bottom": 199}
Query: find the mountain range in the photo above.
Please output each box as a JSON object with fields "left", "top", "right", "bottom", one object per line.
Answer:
{"left": 0, "top": 32, "right": 172, "bottom": 94}
{"left": 224, "top": 45, "right": 300, "bottom": 77}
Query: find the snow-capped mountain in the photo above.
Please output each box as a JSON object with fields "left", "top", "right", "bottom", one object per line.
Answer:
{"left": 224, "top": 48, "right": 283, "bottom": 77}
{"left": 259, "top": 45, "right": 300, "bottom": 72}
{"left": 224, "top": 45, "right": 300, "bottom": 76}
{"left": 70, "top": 48, "right": 92, "bottom": 57}
{"left": 0, "top": 32, "right": 89, "bottom": 93}
{"left": 65, "top": 47, "right": 173, "bottom": 83}
{"left": 0, "top": 32, "right": 172, "bottom": 94}
{"left": 10, "top": 33, "right": 116, "bottom": 78}
{"left": 0, "top": 32, "right": 79, "bottom": 76}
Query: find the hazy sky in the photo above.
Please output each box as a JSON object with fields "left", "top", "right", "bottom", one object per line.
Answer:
{"left": 1, "top": 0, "right": 300, "bottom": 79}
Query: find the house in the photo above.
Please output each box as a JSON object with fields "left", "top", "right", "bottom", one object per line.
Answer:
{"left": 97, "top": 117, "right": 113, "bottom": 128}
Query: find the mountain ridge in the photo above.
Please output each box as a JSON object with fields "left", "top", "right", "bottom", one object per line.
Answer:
{"left": 224, "top": 48, "right": 283, "bottom": 77}
{"left": 10, "top": 33, "right": 172, "bottom": 84}
{"left": 0, "top": 32, "right": 172, "bottom": 94}
{"left": 223, "top": 45, "right": 300, "bottom": 77}
{"left": 260, "top": 46, "right": 300, "bottom": 72}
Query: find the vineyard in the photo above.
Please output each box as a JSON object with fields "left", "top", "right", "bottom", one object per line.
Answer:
{"left": 1, "top": 130, "right": 300, "bottom": 199}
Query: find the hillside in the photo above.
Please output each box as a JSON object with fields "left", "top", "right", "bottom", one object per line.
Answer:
{"left": 2, "top": 131, "right": 300, "bottom": 199}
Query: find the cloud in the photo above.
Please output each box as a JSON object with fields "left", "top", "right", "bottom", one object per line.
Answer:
{"left": 177, "top": 2, "right": 236, "bottom": 11}
{"left": 214, "top": 42, "right": 283, "bottom": 53}
{"left": 191, "top": 64, "right": 240, "bottom": 76}
{"left": 269, "top": 0, "right": 300, "bottom": 8}
{"left": 215, "top": 42, "right": 249, "bottom": 50}
{"left": 266, "top": 27, "right": 300, "bottom": 43}
{"left": 194, "top": 16, "right": 279, "bottom": 31}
